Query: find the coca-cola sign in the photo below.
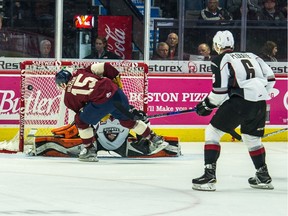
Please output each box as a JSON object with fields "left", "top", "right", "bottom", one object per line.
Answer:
{"left": 98, "top": 16, "right": 132, "bottom": 59}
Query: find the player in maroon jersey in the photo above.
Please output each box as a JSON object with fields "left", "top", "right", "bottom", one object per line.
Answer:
{"left": 55, "top": 62, "right": 168, "bottom": 162}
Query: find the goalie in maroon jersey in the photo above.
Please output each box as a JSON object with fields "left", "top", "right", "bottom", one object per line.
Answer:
{"left": 55, "top": 62, "right": 168, "bottom": 162}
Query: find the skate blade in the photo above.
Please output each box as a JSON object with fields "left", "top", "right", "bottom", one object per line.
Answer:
{"left": 192, "top": 183, "right": 216, "bottom": 191}
{"left": 249, "top": 183, "right": 274, "bottom": 190}
{"left": 78, "top": 156, "right": 99, "bottom": 162}
{"left": 149, "top": 141, "right": 169, "bottom": 155}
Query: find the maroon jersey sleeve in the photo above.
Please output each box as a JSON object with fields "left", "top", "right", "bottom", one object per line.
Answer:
{"left": 103, "top": 63, "right": 120, "bottom": 79}
{"left": 63, "top": 69, "right": 118, "bottom": 113}
{"left": 87, "top": 62, "right": 119, "bottom": 79}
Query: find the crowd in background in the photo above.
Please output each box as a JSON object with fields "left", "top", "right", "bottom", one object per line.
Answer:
{"left": 0, "top": 0, "right": 286, "bottom": 61}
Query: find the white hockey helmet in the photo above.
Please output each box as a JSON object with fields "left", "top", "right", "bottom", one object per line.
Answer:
{"left": 213, "top": 30, "right": 234, "bottom": 54}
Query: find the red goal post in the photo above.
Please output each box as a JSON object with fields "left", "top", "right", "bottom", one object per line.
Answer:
{"left": 0, "top": 60, "right": 148, "bottom": 153}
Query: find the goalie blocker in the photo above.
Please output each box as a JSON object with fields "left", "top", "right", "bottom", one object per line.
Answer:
{"left": 33, "top": 118, "right": 181, "bottom": 158}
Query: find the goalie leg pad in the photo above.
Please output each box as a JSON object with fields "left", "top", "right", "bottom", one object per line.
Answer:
{"left": 132, "top": 120, "right": 148, "bottom": 135}
{"left": 125, "top": 136, "right": 181, "bottom": 158}
{"left": 51, "top": 123, "right": 79, "bottom": 138}
{"left": 35, "top": 137, "right": 83, "bottom": 157}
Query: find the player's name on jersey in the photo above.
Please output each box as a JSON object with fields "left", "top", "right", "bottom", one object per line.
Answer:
{"left": 230, "top": 53, "right": 252, "bottom": 59}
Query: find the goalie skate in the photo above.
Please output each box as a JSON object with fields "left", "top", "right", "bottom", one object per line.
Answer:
{"left": 78, "top": 146, "right": 99, "bottom": 162}
{"left": 148, "top": 135, "right": 169, "bottom": 155}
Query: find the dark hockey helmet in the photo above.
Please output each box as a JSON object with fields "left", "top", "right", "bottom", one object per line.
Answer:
{"left": 55, "top": 69, "right": 72, "bottom": 86}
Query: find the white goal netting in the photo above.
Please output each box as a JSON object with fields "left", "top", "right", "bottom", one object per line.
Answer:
{"left": 0, "top": 60, "right": 148, "bottom": 153}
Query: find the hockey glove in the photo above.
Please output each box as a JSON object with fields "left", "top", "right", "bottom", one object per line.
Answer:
{"left": 129, "top": 105, "right": 149, "bottom": 124}
{"left": 196, "top": 97, "right": 217, "bottom": 116}
{"left": 113, "top": 75, "right": 123, "bottom": 89}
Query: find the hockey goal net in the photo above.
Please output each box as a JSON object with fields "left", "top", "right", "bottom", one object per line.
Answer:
{"left": 0, "top": 60, "right": 148, "bottom": 153}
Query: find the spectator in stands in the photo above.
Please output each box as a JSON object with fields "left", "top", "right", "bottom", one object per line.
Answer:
{"left": 0, "top": 11, "right": 8, "bottom": 44}
{"left": 227, "top": 0, "right": 261, "bottom": 20}
{"left": 199, "top": 0, "right": 233, "bottom": 23}
{"left": 277, "top": 0, "right": 287, "bottom": 18}
{"left": 280, "top": 5, "right": 287, "bottom": 18}
{"left": 166, "top": 32, "right": 190, "bottom": 60}
{"left": 34, "top": 0, "right": 54, "bottom": 37}
{"left": 257, "top": 0, "right": 286, "bottom": 21}
{"left": 10, "top": 1, "right": 31, "bottom": 27}
{"left": 185, "top": 1, "right": 203, "bottom": 19}
{"left": 166, "top": 32, "right": 178, "bottom": 60}
{"left": 151, "top": 42, "right": 169, "bottom": 60}
{"left": 84, "top": 36, "right": 121, "bottom": 59}
{"left": 198, "top": 43, "right": 212, "bottom": 61}
{"left": 0, "top": 0, "right": 4, "bottom": 28}
{"left": 259, "top": 40, "right": 278, "bottom": 62}
{"left": 39, "top": 39, "right": 53, "bottom": 58}
{"left": 0, "top": 14, "right": 2, "bottom": 30}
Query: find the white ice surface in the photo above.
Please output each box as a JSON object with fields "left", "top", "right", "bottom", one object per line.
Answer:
{"left": 0, "top": 142, "right": 287, "bottom": 216}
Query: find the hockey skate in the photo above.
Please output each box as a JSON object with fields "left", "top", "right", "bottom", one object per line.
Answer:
{"left": 78, "top": 145, "right": 99, "bottom": 162}
{"left": 192, "top": 164, "right": 217, "bottom": 191}
{"left": 248, "top": 165, "right": 274, "bottom": 189}
{"left": 148, "top": 134, "right": 169, "bottom": 155}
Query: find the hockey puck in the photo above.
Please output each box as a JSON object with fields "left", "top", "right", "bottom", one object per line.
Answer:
{"left": 27, "top": 85, "right": 33, "bottom": 90}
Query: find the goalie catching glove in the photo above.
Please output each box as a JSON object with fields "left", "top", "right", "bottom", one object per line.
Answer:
{"left": 196, "top": 97, "right": 217, "bottom": 116}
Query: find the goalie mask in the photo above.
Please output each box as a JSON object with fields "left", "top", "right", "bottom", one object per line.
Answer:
{"left": 55, "top": 69, "right": 72, "bottom": 88}
{"left": 213, "top": 30, "right": 234, "bottom": 54}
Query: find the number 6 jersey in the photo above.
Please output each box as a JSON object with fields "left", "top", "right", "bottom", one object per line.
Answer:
{"left": 208, "top": 51, "right": 276, "bottom": 106}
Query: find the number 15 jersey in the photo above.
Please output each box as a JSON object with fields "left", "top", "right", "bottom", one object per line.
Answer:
{"left": 64, "top": 67, "right": 118, "bottom": 113}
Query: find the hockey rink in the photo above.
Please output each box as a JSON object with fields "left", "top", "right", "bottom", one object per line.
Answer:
{"left": 0, "top": 142, "right": 287, "bottom": 216}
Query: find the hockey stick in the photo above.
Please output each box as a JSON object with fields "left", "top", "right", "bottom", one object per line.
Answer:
{"left": 232, "top": 127, "right": 288, "bottom": 141}
{"left": 114, "top": 103, "right": 286, "bottom": 140}
{"left": 147, "top": 108, "right": 197, "bottom": 119}
{"left": 262, "top": 127, "right": 288, "bottom": 139}
{"left": 118, "top": 105, "right": 242, "bottom": 140}
{"left": 114, "top": 101, "right": 197, "bottom": 120}
{"left": 146, "top": 108, "right": 244, "bottom": 140}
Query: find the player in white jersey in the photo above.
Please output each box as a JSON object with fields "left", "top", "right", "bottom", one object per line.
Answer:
{"left": 192, "top": 30, "right": 276, "bottom": 191}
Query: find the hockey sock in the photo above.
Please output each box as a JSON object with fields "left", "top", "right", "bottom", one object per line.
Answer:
{"left": 204, "top": 144, "right": 221, "bottom": 165}
{"left": 249, "top": 147, "right": 266, "bottom": 169}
